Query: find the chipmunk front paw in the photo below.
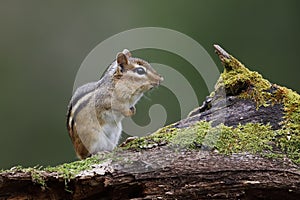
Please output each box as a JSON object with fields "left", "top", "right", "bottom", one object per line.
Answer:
{"left": 129, "top": 106, "right": 136, "bottom": 116}
{"left": 122, "top": 106, "right": 136, "bottom": 117}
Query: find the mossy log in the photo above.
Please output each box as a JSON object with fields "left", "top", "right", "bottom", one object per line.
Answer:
{"left": 1, "top": 45, "right": 299, "bottom": 200}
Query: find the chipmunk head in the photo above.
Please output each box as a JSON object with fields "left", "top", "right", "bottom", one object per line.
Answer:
{"left": 110, "top": 49, "right": 163, "bottom": 108}
{"left": 113, "top": 49, "right": 163, "bottom": 97}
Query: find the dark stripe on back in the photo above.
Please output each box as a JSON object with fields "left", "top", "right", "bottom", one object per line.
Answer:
{"left": 71, "top": 82, "right": 97, "bottom": 108}
{"left": 66, "top": 103, "right": 73, "bottom": 130}
{"left": 72, "top": 94, "right": 93, "bottom": 123}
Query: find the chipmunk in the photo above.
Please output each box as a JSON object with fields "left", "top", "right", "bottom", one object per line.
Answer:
{"left": 67, "top": 49, "right": 163, "bottom": 159}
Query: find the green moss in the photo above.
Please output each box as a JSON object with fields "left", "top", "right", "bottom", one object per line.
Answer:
{"left": 214, "top": 53, "right": 300, "bottom": 163}
{"left": 215, "top": 56, "right": 272, "bottom": 108}
{"left": 0, "top": 154, "right": 111, "bottom": 189}
{"left": 273, "top": 86, "right": 300, "bottom": 163}
{"left": 123, "top": 53, "right": 300, "bottom": 164}
{"left": 29, "top": 167, "right": 46, "bottom": 188}
{"left": 1, "top": 165, "right": 46, "bottom": 187}
{"left": 169, "top": 121, "right": 211, "bottom": 149}
{"left": 123, "top": 121, "right": 299, "bottom": 164}
{"left": 215, "top": 123, "right": 275, "bottom": 155}
{"left": 45, "top": 153, "right": 115, "bottom": 181}
{"left": 121, "top": 124, "right": 177, "bottom": 150}
{"left": 124, "top": 122, "right": 274, "bottom": 153}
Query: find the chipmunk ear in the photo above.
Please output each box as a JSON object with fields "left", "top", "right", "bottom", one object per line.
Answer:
{"left": 122, "top": 49, "right": 132, "bottom": 57}
{"left": 115, "top": 52, "right": 128, "bottom": 77}
{"left": 117, "top": 52, "right": 128, "bottom": 66}
{"left": 115, "top": 50, "right": 132, "bottom": 77}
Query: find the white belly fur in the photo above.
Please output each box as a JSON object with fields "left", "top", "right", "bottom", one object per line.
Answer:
{"left": 75, "top": 103, "right": 124, "bottom": 155}
{"left": 90, "top": 122, "right": 122, "bottom": 153}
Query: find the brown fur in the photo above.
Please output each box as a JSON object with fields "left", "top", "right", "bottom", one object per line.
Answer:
{"left": 67, "top": 49, "right": 163, "bottom": 159}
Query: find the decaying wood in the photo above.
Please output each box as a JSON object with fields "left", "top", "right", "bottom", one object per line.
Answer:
{"left": 1, "top": 45, "right": 299, "bottom": 200}
{"left": 1, "top": 148, "right": 299, "bottom": 199}
{"left": 175, "top": 95, "right": 284, "bottom": 130}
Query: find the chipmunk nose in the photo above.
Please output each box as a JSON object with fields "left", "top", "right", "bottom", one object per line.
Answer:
{"left": 152, "top": 75, "right": 163, "bottom": 87}
{"left": 157, "top": 75, "right": 163, "bottom": 85}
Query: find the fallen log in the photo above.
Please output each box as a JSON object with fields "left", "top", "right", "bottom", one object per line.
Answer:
{"left": 1, "top": 45, "right": 299, "bottom": 200}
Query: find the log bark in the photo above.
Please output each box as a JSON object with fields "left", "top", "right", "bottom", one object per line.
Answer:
{"left": 175, "top": 95, "right": 284, "bottom": 130}
{"left": 1, "top": 45, "right": 299, "bottom": 200}
{"left": 1, "top": 149, "right": 299, "bottom": 200}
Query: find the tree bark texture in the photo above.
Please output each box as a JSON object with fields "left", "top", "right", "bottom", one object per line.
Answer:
{"left": 1, "top": 148, "right": 299, "bottom": 200}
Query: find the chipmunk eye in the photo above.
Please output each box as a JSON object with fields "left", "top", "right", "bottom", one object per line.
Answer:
{"left": 134, "top": 67, "right": 146, "bottom": 75}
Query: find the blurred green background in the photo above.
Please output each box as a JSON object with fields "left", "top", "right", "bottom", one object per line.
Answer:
{"left": 0, "top": 0, "right": 299, "bottom": 169}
